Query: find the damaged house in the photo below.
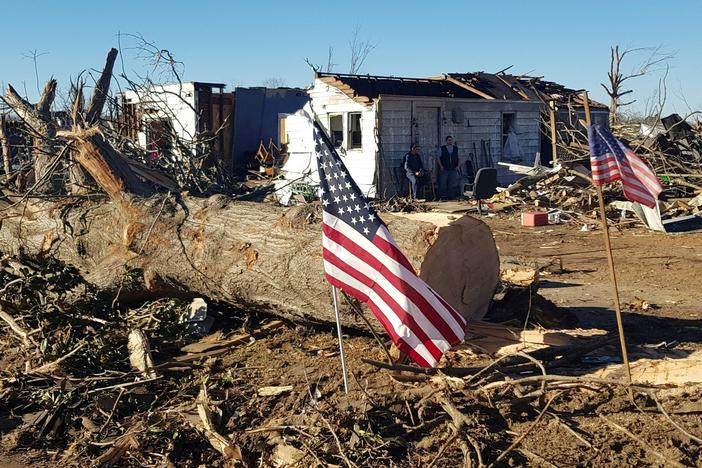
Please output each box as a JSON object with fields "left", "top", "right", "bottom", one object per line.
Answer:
{"left": 120, "top": 82, "right": 234, "bottom": 166}
{"left": 279, "top": 71, "right": 608, "bottom": 199}
{"left": 119, "top": 83, "right": 308, "bottom": 173}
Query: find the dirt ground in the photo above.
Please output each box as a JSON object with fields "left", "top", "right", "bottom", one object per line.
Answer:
{"left": 1, "top": 210, "right": 702, "bottom": 467}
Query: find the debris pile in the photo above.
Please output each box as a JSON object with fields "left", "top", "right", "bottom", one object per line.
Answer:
{"left": 615, "top": 113, "right": 702, "bottom": 197}
{"left": 485, "top": 113, "right": 702, "bottom": 228}
{"left": 2, "top": 253, "right": 702, "bottom": 466}
{"left": 488, "top": 163, "right": 604, "bottom": 225}
{"left": 378, "top": 196, "right": 431, "bottom": 213}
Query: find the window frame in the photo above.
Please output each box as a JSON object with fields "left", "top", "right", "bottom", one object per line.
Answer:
{"left": 347, "top": 112, "right": 363, "bottom": 150}
{"left": 328, "top": 113, "right": 344, "bottom": 148}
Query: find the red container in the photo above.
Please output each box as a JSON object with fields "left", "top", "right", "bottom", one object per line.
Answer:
{"left": 521, "top": 212, "right": 549, "bottom": 227}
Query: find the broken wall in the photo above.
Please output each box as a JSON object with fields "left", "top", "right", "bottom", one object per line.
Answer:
{"left": 232, "top": 87, "right": 308, "bottom": 172}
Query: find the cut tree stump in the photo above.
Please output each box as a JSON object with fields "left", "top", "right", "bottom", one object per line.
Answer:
{"left": 0, "top": 196, "right": 499, "bottom": 328}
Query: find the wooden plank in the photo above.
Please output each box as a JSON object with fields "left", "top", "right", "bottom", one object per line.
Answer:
{"left": 443, "top": 75, "right": 495, "bottom": 100}
{"left": 495, "top": 74, "right": 531, "bottom": 101}
{"left": 176, "top": 320, "right": 286, "bottom": 361}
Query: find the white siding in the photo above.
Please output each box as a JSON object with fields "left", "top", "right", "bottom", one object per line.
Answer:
{"left": 279, "top": 80, "right": 378, "bottom": 199}
{"left": 124, "top": 83, "right": 198, "bottom": 153}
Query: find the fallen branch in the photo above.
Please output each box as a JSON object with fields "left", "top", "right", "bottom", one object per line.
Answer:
{"left": 361, "top": 357, "right": 533, "bottom": 378}
{"left": 427, "top": 433, "right": 458, "bottom": 468}
{"left": 650, "top": 392, "right": 702, "bottom": 445}
{"left": 0, "top": 305, "right": 32, "bottom": 346}
{"left": 480, "top": 374, "right": 661, "bottom": 392}
{"left": 439, "top": 396, "right": 485, "bottom": 467}
{"left": 95, "top": 422, "right": 144, "bottom": 466}
{"left": 26, "top": 342, "right": 85, "bottom": 374}
{"left": 319, "top": 411, "right": 358, "bottom": 468}
{"left": 196, "top": 385, "right": 243, "bottom": 462}
{"left": 87, "top": 376, "right": 163, "bottom": 394}
{"left": 547, "top": 411, "right": 595, "bottom": 451}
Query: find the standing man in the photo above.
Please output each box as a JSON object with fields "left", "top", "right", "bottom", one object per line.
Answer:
{"left": 438, "top": 136, "right": 459, "bottom": 199}
{"left": 404, "top": 143, "right": 426, "bottom": 198}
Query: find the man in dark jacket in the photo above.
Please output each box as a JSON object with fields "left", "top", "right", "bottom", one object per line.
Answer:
{"left": 404, "top": 143, "right": 426, "bottom": 198}
{"left": 438, "top": 135, "right": 459, "bottom": 199}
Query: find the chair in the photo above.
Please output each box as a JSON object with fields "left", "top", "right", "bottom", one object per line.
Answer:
{"left": 420, "top": 169, "right": 436, "bottom": 200}
{"left": 393, "top": 165, "right": 409, "bottom": 196}
{"left": 465, "top": 167, "right": 497, "bottom": 215}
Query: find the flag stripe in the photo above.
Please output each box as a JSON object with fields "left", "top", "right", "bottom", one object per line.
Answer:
{"left": 323, "top": 223, "right": 462, "bottom": 345}
{"left": 376, "top": 226, "right": 467, "bottom": 327}
{"left": 322, "top": 251, "right": 444, "bottom": 362}
{"left": 323, "top": 215, "right": 465, "bottom": 341}
{"left": 322, "top": 233, "right": 455, "bottom": 353}
{"left": 322, "top": 262, "right": 437, "bottom": 366}
{"left": 374, "top": 227, "right": 418, "bottom": 274}
{"left": 325, "top": 214, "right": 464, "bottom": 336}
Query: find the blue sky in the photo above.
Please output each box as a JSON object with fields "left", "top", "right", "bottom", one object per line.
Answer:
{"left": 1, "top": 1, "right": 700, "bottom": 116}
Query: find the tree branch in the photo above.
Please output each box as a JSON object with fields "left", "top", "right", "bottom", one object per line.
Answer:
{"left": 85, "top": 48, "right": 118, "bottom": 124}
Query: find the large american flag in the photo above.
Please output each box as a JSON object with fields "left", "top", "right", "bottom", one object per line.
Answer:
{"left": 588, "top": 124, "right": 662, "bottom": 208}
{"left": 312, "top": 120, "right": 466, "bottom": 368}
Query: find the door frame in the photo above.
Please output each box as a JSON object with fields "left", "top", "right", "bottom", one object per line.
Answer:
{"left": 412, "top": 102, "right": 443, "bottom": 179}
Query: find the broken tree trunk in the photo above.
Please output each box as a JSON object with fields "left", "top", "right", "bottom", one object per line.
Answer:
{"left": 68, "top": 80, "right": 91, "bottom": 194}
{"left": 66, "top": 129, "right": 151, "bottom": 199}
{"left": 4, "top": 81, "right": 58, "bottom": 193}
{"left": 0, "top": 196, "right": 499, "bottom": 327}
{"left": 0, "top": 114, "right": 10, "bottom": 181}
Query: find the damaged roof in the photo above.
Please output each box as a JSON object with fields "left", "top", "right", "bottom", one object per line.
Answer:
{"left": 443, "top": 72, "right": 607, "bottom": 108}
{"left": 316, "top": 71, "right": 608, "bottom": 109}
{"left": 315, "top": 72, "right": 486, "bottom": 104}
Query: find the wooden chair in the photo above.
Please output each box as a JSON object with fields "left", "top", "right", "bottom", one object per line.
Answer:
{"left": 420, "top": 169, "right": 436, "bottom": 200}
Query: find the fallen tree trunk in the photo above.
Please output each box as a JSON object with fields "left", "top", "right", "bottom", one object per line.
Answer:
{"left": 0, "top": 195, "right": 499, "bottom": 327}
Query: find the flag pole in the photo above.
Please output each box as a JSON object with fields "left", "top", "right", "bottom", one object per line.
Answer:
{"left": 582, "top": 91, "right": 633, "bottom": 386}
{"left": 331, "top": 285, "right": 350, "bottom": 394}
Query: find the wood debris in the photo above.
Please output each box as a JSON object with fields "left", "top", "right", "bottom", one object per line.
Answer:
{"left": 127, "top": 328, "right": 158, "bottom": 379}
{"left": 257, "top": 385, "right": 293, "bottom": 397}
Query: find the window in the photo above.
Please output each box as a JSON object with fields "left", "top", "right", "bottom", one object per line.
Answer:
{"left": 145, "top": 118, "right": 173, "bottom": 155}
{"left": 502, "top": 113, "right": 516, "bottom": 145}
{"left": 329, "top": 114, "right": 343, "bottom": 148}
{"left": 347, "top": 113, "right": 362, "bottom": 149}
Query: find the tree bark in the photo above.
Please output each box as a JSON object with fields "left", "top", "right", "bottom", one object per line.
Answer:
{"left": 68, "top": 80, "right": 92, "bottom": 194}
{"left": 68, "top": 131, "right": 151, "bottom": 199}
{"left": 0, "top": 196, "right": 499, "bottom": 328}
{"left": 0, "top": 114, "right": 10, "bottom": 181}
{"left": 4, "top": 81, "right": 58, "bottom": 193}
{"left": 85, "top": 48, "right": 118, "bottom": 125}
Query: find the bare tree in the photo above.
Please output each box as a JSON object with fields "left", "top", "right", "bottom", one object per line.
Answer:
{"left": 348, "top": 26, "right": 376, "bottom": 74}
{"left": 261, "top": 77, "right": 287, "bottom": 88}
{"left": 325, "top": 45, "right": 337, "bottom": 73}
{"left": 600, "top": 45, "right": 675, "bottom": 125}
{"left": 22, "top": 49, "right": 49, "bottom": 96}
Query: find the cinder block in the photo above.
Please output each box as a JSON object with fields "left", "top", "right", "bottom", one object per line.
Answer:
{"left": 521, "top": 212, "right": 548, "bottom": 227}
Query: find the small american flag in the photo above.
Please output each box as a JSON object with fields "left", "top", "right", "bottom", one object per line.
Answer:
{"left": 588, "top": 124, "right": 662, "bottom": 208}
{"left": 312, "top": 120, "right": 466, "bottom": 368}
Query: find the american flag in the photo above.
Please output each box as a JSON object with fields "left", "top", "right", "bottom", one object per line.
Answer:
{"left": 312, "top": 120, "right": 466, "bottom": 368}
{"left": 588, "top": 124, "right": 662, "bottom": 208}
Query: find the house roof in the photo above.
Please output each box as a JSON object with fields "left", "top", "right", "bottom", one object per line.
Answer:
{"left": 315, "top": 72, "right": 486, "bottom": 104}
{"left": 445, "top": 72, "right": 608, "bottom": 109}
{"left": 315, "top": 71, "right": 608, "bottom": 109}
